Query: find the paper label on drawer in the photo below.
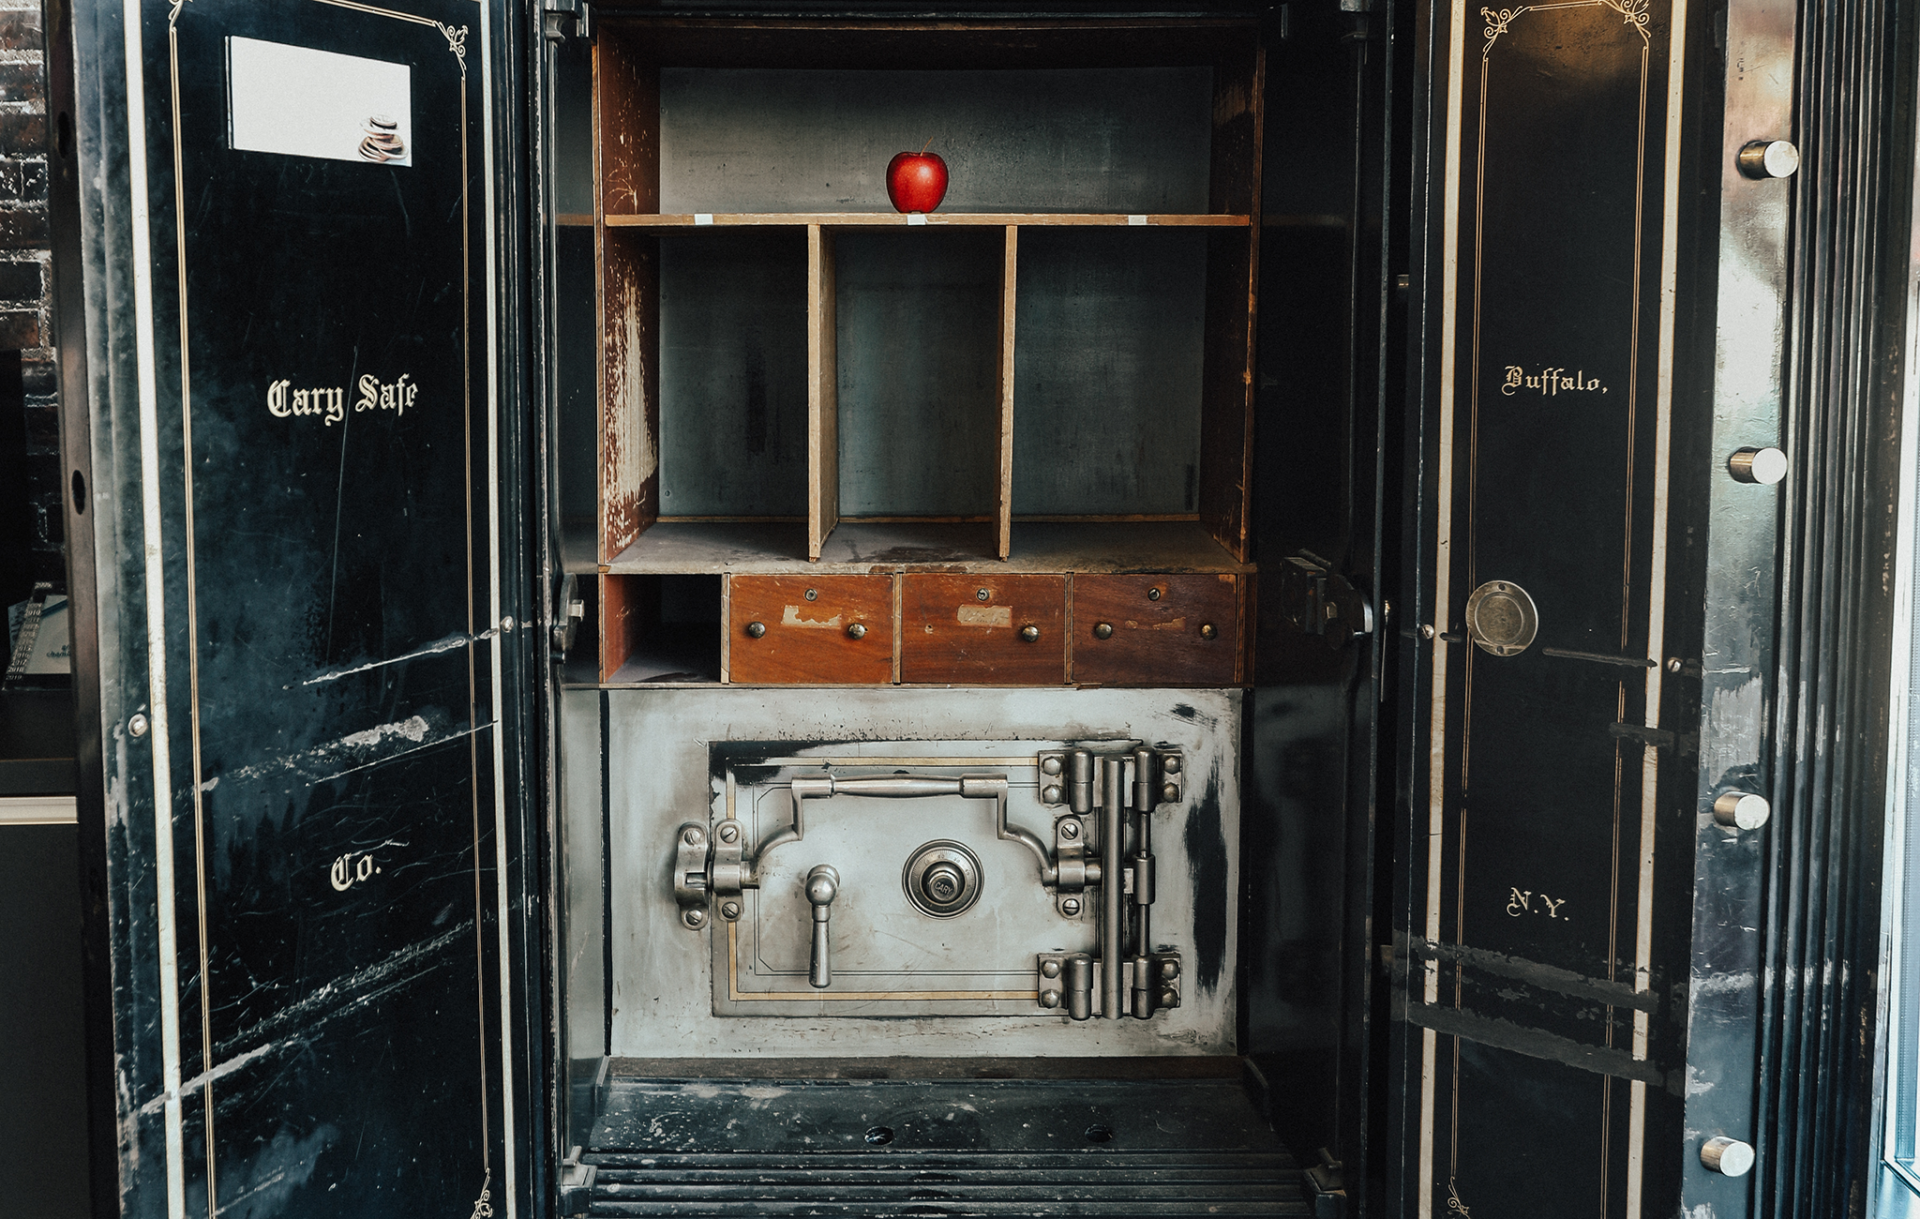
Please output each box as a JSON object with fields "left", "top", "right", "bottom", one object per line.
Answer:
{"left": 781, "top": 605, "right": 844, "bottom": 629}
{"left": 955, "top": 604, "right": 1013, "bottom": 627}
{"left": 228, "top": 37, "right": 413, "bottom": 167}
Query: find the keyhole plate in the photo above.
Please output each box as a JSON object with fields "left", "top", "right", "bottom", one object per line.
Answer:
{"left": 1464, "top": 579, "right": 1539, "bottom": 657}
{"left": 901, "top": 840, "right": 984, "bottom": 918}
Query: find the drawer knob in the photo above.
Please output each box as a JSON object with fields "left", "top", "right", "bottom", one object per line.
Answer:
{"left": 1019, "top": 624, "right": 1040, "bottom": 642}
{"left": 1199, "top": 623, "right": 1217, "bottom": 640}
{"left": 1092, "top": 622, "right": 1114, "bottom": 640}
{"left": 745, "top": 621, "right": 767, "bottom": 639}
{"left": 846, "top": 622, "right": 867, "bottom": 640}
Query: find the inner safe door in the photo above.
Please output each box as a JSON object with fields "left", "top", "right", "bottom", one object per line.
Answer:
{"left": 595, "top": 687, "right": 1239, "bottom": 1058}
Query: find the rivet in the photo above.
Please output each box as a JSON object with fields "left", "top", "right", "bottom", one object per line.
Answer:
{"left": 1042, "top": 784, "right": 1063, "bottom": 803}
{"left": 1159, "top": 960, "right": 1179, "bottom": 980}
{"left": 1093, "top": 622, "right": 1114, "bottom": 640}
{"left": 1420, "top": 624, "right": 1437, "bottom": 640}
{"left": 745, "top": 621, "right": 766, "bottom": 639}
{"left": 1020, "top": 624, "right": 1040, "bottom": 642}
{"left": 1040, "top": 989, "right": 1062, "bottom": 1008}
{"left": 1198, "top": 623, "right": 1217, "bottom": 640}
{"left": 1162, "top": 756, "right": 1182, "bottom": 775}
{"left": 1040, "top": 756, "right": 1064, "bottom": 776}
{"left": 128, "top": 712, "right": 150, "bottom": 738}
{"left": 846, "top": 622, "right": 867, "bottom": 640}
{"left": 1041, "top": 960, "right": 1062, "bottom": 979}
{"left": 1162, "top": 782, "right": 1180, "bottom": 802}
{"left": 1159, "top": 988, "right": 1179, "bottom": 1008}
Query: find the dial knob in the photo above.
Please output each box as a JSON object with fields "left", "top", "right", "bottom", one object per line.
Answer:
{"left": 922, "top": 862, "right": 964, "bottom": 904}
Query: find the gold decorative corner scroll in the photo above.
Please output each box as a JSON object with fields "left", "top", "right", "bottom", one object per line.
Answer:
{"left": 1483, "top": 0, "right": 1651, "bottom": 57}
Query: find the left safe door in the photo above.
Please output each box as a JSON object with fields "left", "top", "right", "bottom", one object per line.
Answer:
{"left": 48, "top": 2, "right": 542, "bottom": 1217}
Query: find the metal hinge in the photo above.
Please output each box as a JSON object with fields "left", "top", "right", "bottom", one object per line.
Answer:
{"left": 551, "top": 573, "right": 583, "bottom": 658}
{"left": 1608, "top": 721, "right": 1698, "bottom": 755}
{"left": 1276, "top": 553, "right": 1374, "bottom": 649}
{"left": 558, "top": 1145, "right": 596, "bottom": 1216}
{"left": 544, "top": 0, "right": 592, "bottom": 43}
{"left": 1304, "top": 1148, "right": 1347, "bottom": 1218}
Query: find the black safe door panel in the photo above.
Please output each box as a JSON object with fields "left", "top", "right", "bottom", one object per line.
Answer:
{"left": 1399, "top": 3, "right": 1693, "bottom": 1216}
{"left": 87, "top": 3, "right": 517, "bottom": 1217}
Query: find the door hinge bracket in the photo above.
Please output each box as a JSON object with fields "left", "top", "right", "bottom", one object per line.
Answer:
{"left": 1276, "top": 553, "right": 1374, "bottom": 649}
{"left": 1304, "top": 1148, "right": 1347, "bottom": 1218}
{"left": 1608, "top": 721, "right": 1698, "bottom": 755}
{"left": 544, "top": 0, "right": 592, "bottom": 43}
{"left": 558, "top": 1145, "right": 596, "bottom": 1216}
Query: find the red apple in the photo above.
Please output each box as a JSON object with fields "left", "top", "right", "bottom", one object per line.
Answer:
{"left": 886, "top": 151, "right": 949, "bottom": 214}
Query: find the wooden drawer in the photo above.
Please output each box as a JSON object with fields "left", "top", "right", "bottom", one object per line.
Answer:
{"left": 1070, "top": 573, "right": 1241, "bottom": 686}
{"left": 728, "top": 575, "right": 894, "bottom": 684}
{"left": 900, "top": 574, "right": 1067, "bottom": 685}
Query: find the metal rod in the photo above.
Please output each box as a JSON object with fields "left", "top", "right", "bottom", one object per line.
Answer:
{"left": 1101, "top": 756, "right": 1125, "bottom": 1019}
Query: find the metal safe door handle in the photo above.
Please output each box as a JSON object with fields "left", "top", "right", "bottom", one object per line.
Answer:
{"left": 806, "top": 865, "right": 839, "bottom": 988}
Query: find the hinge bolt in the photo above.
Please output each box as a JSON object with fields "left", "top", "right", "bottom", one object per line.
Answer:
{"left": 1061, "top": 897, "right": 1082, "bottom": 916}
{"left": 683, "top": 827, "right": 704, "bottom": 846}
{"left": 720, "top": 901, "right": 741, "bottom": 920}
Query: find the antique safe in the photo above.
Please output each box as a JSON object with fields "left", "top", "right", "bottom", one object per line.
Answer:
{"left": 46, "top": 0, "right": 1817, "bottom": 1216}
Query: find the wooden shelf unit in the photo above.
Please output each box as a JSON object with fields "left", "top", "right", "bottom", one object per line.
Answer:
{"left": 581, "top": 17, "right": 1264, "bottom": 683}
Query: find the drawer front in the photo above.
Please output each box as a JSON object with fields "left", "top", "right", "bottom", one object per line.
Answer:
{"left": 1071, "top": 573, "right": 1240, "bottom": 686}
{"left": 900, "top": 574, "right": 1067, "bottom": 684}
{"left": 729, "top": 575, "right": 895, "bottom": 684}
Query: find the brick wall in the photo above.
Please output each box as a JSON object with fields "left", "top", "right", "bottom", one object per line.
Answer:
{"left": 0, "top": 0, "right": 57, "bottom": 591}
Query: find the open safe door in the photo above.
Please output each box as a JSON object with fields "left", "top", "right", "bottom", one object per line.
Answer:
{"left": 49, "top": 1, "right": 541, "bottom": 1216}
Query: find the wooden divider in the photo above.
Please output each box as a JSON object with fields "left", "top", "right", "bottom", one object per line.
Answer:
{"left": 807, "top": 224, "right": 839, "bottom": 560}
{"left": 995, "top": 225, "right": 1019, "bottom": 559}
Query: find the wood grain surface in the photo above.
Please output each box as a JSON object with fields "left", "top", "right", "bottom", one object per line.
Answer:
{"left": 1070, "top": 573, "right": 1240, "bottom": 686}
{"left": 900, "top": 573, "right": 1066, "bottom": 685}
{"left": 727, "top": 574, "right": 894, "bottom": 683}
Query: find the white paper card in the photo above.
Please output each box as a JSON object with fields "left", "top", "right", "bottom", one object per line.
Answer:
{"left": 695, "top": 213, "right": 714, "bottom": 225}
{"left": 1129, "top": 214, "right": 1149, "bottom": 225}
{"left": 228, "top": 36, "right": 413, "bottom": 167}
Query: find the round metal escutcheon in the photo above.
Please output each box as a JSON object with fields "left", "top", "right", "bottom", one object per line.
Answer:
{"left": 902, "top": 840, "right": 984, "bottom": 918}
{"left": 1464, "top": 580, "right": 1539, "bottom": 657}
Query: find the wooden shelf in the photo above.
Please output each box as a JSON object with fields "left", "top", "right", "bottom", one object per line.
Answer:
{"left": 603, "top": 519, "right": 1252, "bottom": 576}
{"left": 604, "top": 212, "right": 1250, "bottom": 230}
